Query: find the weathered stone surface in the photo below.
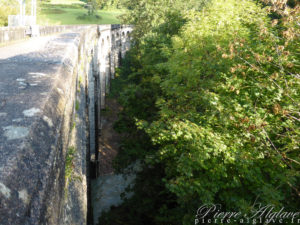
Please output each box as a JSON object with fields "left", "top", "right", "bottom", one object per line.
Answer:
{"left": 0, "top": 24, "right": 132, "bottom": 225}
{"left": 91, "top": 162, "right": 142, "bottom": 224}
{"left": 0, "top": 26, "right": 27, "bottom": 44}
{"left": 0, "top": 26, "right": 91, "bottom": 225}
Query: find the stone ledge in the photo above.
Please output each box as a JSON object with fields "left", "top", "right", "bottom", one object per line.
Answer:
{"left": 0, "top": 25, "right": 97, "bottom": 225}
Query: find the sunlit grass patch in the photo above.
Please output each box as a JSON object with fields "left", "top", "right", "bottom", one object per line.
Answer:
{"left": 38, "top": 0, "right": 123, "bottom": 25}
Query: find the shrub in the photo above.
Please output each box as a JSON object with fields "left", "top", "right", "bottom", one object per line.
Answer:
{"left": 103, "top": 0, "right": 300, "bottom": 224}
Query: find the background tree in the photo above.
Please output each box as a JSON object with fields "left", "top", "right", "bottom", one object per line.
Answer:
{"left": 0, "top": 0, "right": 18, "bottom": 26}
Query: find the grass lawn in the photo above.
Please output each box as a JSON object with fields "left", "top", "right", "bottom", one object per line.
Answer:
{"left": 38, "top": 0, "right": 124, "bottom": 25}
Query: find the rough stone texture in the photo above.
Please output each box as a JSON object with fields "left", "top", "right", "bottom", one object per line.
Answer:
{"left": 0, "top": 28, "right": 90, "bottom": 225}
{"left": 61, "top": 26, "right": 97, "bottom": 225}
{"left": 0, "top": 27, "right": 27, "bottom": 44}
{"left": 91, "top": 162, "right": 142, "bottom": 224}
{"left": 0, "top": 24, "right": 132, "bottom": 225}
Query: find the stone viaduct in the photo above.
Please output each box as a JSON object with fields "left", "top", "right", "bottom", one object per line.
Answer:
{"left": 0, "top": 24, "right": 132, "bottom": 225}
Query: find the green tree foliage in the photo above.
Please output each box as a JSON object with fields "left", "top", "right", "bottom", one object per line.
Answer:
{"left": 103, "top": 0, "right": 300, "bottom": 224}
{"left": 100, "top": 0, "right": 123, "bottom": 9}
{"left": 89, "top": 0, "right": 123, "bottom": 10}
{"left": 85, "top": 0, "right": 97, "bottom": 15}
{"left": 0, "top": 0, "right": 18, "bottom": 26}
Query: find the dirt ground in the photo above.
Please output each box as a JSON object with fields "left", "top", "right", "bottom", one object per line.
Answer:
{"left": 97, "top": 98, "right": 123, "bottom": 176}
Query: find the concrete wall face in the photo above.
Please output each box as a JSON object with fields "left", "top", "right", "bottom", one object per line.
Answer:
{"left": 0, "top": 24, "right": 132, "bottom": 225}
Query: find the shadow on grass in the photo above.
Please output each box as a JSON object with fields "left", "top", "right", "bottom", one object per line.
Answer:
{"left": 76, "top": 14, "right": 102, "bottom": 21}
{"left": 41, "top": 8, "right": 67, "bottom": 14}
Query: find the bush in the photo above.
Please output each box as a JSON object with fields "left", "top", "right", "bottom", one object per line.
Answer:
{"left": 102, "top": 0, "right": 300, "bottom": 224}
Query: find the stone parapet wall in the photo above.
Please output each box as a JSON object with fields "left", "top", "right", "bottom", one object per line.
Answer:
{"left": 0, "top": 24, "right": 132, "bottom": 225}
{"left": 0, "top": 26, "right": 28, "bottom": 44}
{"left": 38, "top": 25, "right": 87, "bottom": 37}
{"left": 0, "top": 25, "right": 93, "bottom": 45}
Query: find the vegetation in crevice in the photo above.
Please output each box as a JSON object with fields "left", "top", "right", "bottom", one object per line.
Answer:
{"left": 65, "top": 146, "right": 76, "bottom": 197}
{"left": 75, "top": 100, "right": 80, "bottom": 111}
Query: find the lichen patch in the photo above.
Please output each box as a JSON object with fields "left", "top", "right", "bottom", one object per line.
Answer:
{"left": 0, "top": 182, "right": 11, "bottom": 199}
{"left": 3, "top": 126, "right": 29, "bottom": 140}
{"left": 28, "top": 72, "right": 47, "bottom": 78}
{"left": 0, "top": 112, "right": 7, "bottom": 117}
{"left": 18, "top": 189, "right": 29, "bottom": 204}
{"left": 57, "top": 88, "right": 64, "bottom": 95}
{"left": 23, "top": 108, "right": 41, "bottom": 117}
{"left": 43, "top": 116, "right": 53, "bottom": 127}
{"left": 12, "top": 118, "right": 22, "bottom": 122}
